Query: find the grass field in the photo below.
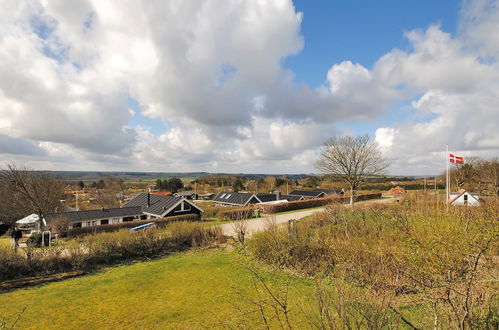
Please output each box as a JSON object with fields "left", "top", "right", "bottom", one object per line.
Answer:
{"left": 0, "top": 249, "right": 316, "bottom": 329}
{"left": 0, "top": 237, "right": 10, "bottom": 249}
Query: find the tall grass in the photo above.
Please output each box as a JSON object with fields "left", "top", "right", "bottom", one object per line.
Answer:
{"left": 247, "top": 201, "right": 499, "bottom": 328}
{"left": 0, "top": 222, "right": 225, "bottom": 282}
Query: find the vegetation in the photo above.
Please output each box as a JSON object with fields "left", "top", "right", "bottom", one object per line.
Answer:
{"left": 0, "top": 250, "right": 321, "bottom": 329}
{"left": 0, "top": 222, "right": 223, "bottom": 282}
{"left": 316, "top": 135, "right": 388, "bottom": 204}
{"left": 247, "top": 201, "right": 499, "bottom": 329}
{"left": 155, "top": 177, "right": 184, "bottom": 193}
{"left": 0, "top": 164, "right": 64, "bottom": 229}
{"left": 65, "top": 214, "right": 200, "bottom": 237}
{"left": 256, "top": 193, "right": 382, "bottom": 213}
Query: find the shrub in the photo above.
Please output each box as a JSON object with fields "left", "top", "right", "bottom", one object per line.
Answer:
{"left": 247, "top": 202, "right": 499, "bottom": 329}
{"left": 66, "top": 214, "right": 200, "bottom": 237}
{"left": 256, "top": 193, "right": 382, "bottom": 213}
{"left": 201, "top": 205, "right": 224, "bottom": 219}
{"left": 0, "top": 221, "right": 225, "bottom": 282}
{"left": 217, "top": 207, "right": 255, "bottom": 221}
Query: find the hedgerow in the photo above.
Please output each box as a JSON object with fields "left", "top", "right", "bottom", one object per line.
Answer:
{"left": 256, "top": 193, "right": 382, "bottom": 213}
{"left": 66, "top": 214, "right": 200, "bottom": 237}
{"left": 0, "top": 221, "right": 224, "bottom": 282}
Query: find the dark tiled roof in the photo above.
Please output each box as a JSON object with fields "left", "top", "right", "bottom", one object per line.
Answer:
{"left": 45, "top": 207, "right": 143, "bottom": 225}
{"left": 213, "top": 192, "right": 261, "bottom": 205}
{"left": 256, "top": 193, "right": 278, "bottom": 203}
{"left": 257, "top": 193, "right": 304, "bottom": 202}
{"left": 122, "top": 193, "right": 202, "bottom": 216}
{"left": 281, "top": 194, "right": 303, "bottom": 201}
{"left": 289, "top": 190, "right": 324, "bottom": 198}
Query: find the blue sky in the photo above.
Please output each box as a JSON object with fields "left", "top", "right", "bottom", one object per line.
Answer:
{"left": 1, "top": 0, "right": 498, "bottom": 174}
{"left": 286, "top": 0, "right": 460, "bottom": 88}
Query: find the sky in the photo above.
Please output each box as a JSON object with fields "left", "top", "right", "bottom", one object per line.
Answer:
{"left": 0, "top": 0, "right": 498, "bottom": 175}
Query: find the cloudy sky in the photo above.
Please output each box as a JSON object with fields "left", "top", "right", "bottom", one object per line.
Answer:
{"left": 0, "top": 0, "right": 498, "bottom": 175}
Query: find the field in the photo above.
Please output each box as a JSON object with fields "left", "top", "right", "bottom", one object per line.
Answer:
{"left": 0, "top": 250, "right": 317, "bottom": 329}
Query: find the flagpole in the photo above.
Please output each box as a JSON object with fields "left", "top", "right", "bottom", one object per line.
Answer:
{"left": 445, "top": 145, "right": 450, "bottom": 201}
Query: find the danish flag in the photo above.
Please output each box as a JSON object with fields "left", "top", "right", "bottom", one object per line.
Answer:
{"left": 449, "top": 153, "right": 464, "bottom": 164}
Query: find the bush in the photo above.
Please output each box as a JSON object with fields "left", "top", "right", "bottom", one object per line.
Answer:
{"left": 217, "top": 207, "right": 255, "bottom": 221}
{"left": 247, "top": 202, "right": 499, "bottom": 329}
{"left": 0, "top": 221, "right": 225, "bottom": 282}
{"left": 66, "top": 214, "right": 200, "bottom": 237}
{"left": 201, "top": 205, "right": 224, "bottom": 219}
{"left": 256, "top": 193, "right": 382, "bottom": 213}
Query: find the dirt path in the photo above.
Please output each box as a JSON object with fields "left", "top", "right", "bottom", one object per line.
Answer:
{"left": 220, "top": 197, "right": 396, "bottom": 239}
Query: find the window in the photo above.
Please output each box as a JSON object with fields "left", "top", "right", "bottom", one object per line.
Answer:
{"left": 183, "top": 203, "right": 191, "bottom": 211}
{"left": 111, "top": 218, "right": 120, "bottom": 224}
{"left": 225, "top": 194, "right": 231, "bottom": 199}
{"left": 73, "top": 222, "right": 82, "bottom": 228}
{"left": 123, "top": 217, "right": 134, "bottom": 222}
{"left": 140, "top": 215, "right": 147, "bottom": 220}
{"left": 464, "top": 194, "right": 468, "bottom": 205}
{"left": 220, "top": 193, "right": 226, "bottom": 199}
{"left": 101, "top": 219, "right": 109, "bottom": 225}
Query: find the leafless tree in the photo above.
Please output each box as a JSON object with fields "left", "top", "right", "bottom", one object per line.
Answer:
{"left": 0, "top": 164, "right": 64, "bottom": 231}
{"left": 315, "top": 135, "right": 388, "bottom": 205}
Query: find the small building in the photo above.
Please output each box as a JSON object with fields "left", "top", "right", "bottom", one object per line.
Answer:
{"left": 256, "top": 192, "right": 304, "bottom": 203}
{"left": 44, "top": 207, "right": 145, "bottom": 229}
{"left": 289, "top": 189, "right": 342, "bottom": 199}
{"left": 447, "top": 189, "right": 481, "bottom": 206}
{"left": 213, "top": 192, "right": 261, "bottom": 206}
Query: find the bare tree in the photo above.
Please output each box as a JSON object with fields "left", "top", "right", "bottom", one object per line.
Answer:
{"left": 315, "top": 135, "right": 388, "bottom": 205}
{"left": 0, "top": 164, "right": 64, "bottom": 231}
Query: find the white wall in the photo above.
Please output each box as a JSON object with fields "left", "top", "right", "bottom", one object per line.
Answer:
{"left": 450, "top": 192, "right": 480, "bottom": 206}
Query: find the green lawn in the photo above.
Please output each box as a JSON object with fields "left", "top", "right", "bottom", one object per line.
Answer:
{"left": 0, "top": 250, "right": 316, "bottom": 329}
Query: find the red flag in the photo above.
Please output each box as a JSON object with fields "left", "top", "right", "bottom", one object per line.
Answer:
{"left": 449, "top": 153, "right": 464, "bottom": 164}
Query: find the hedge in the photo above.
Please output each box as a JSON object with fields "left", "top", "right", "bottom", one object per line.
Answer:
{"left": 66, "top": 214, "right": 201, "bottom": 237}
{"left": 217, "top": 207, "right": 255, "bottom": 221}
{"left": 256, "top": 193, "right": 382, "bottom": 213}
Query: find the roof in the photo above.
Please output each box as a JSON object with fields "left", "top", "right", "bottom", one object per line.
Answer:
{"left": 213, "top": 192, "right": 261, "bottom": 205}
{"left": 289, "top": 190, "right": 325, "bottom": 198}
{"left": 446, "top": 189, "right": 480, "bottom": 204}
{"left": 256, "top": 193, "right": 304, "bottom": 202}
{"left": 122, "top": 193, "right": 203, "bottom": 216}
{"left": 281, "top": 194, "right": 303, "bottom": 201}
{"left": 44, "top": 207, "right": 143, "bottom": 225}
{"left": 256, "top": 193, "right": 279, "bottom": 203}
{"left": 16, "top": 214, "right": 40, "bottom": 224}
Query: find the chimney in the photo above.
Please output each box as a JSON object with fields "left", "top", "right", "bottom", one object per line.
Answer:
{"left": 147, "top": 192, "right": 151, "bottom": 207}
{"left": 275, "top": 190, "right": 281, "bottom": 201}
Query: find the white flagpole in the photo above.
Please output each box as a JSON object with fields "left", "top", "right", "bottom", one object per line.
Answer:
{"left": 445, "top": 145, "right": 450, "bottom": 201}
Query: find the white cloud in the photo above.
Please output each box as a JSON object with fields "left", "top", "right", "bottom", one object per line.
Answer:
{"left": 0, "top": 0, "right": 498, "bottom": 175}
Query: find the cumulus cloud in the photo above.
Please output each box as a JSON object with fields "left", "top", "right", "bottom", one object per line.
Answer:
{"left": 0, "top": 0, "right": 497, "bottom": 174}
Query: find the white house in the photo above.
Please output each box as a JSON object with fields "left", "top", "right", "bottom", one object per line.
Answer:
{"left": 447, "top": 189, "right": 481, "bottom": 206}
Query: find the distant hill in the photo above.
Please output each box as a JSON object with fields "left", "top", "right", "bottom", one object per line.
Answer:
{"left": 44, "top": 171, "right": 310, "bottom": 182}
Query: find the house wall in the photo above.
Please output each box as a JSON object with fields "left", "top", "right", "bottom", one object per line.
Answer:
{"left": 74, "top": 214, "right": 143, "bottom": 228}
{"left": 451, "top": 193, "right": 480, "bottom": 206}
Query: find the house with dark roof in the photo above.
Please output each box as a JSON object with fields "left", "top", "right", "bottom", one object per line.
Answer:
{"left": 121, "top": 193, "right": 203, "bottom": 218}
{"left": 256, "top": 192, "right": 304, "bottom": 203}
{"left": 213, "top": 192, "right": 261, "bottom": 206}
{"left": 289, "top": 189, "right": 342, "bottom": 199}
{"left": 39, "top": 193, "right": 203, "bottom": 230}
{"left": 173, "top": 191, "right": 198, "bottom": 200}
{"left": 44, "top": 207, "right": 145, "bottom": 229}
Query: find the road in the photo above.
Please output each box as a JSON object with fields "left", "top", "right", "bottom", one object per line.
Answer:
{"left": 220, "top": 197, "right": 395, "bottom": 239}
